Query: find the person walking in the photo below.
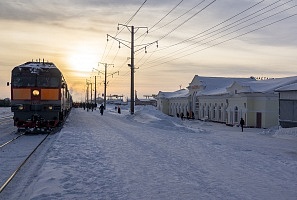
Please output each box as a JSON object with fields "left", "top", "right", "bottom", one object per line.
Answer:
{"left": 240, "top": 118, "right": 245, "bottom": 132}
{"left": 99, "top": 104, "right": 104, "bottom": 116}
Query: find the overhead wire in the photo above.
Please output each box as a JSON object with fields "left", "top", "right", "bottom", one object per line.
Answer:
{"left": 158, "top": 0, "right": 217, "bottom": 41}
{"left": 149, "top": 0, "right": 206, "bottom": 34}
{"left": 156, "top": 0, "right": 266, "bottom": 51}
{"left": 135, "top": 0, "right": 184, "bottom": 41}
{"left": 135, "top": 0, "right": 186, "bottom": 67}
{"left": 142, "top": 9, "right": 297, "bottom": 70}
{"left": 101, "top": 0, "right": 148, "bottom": 83}
{"left": 145, "top": 0, "right": 291, "bottom": 65}
{"left": 101, "top": 0, "right": 296, "bottom": 92}
{"left": 94, "top": 0, "right": 149, "bottom": 96}
{"left": 136, "top": 0, "right": 214, "bottom": 68}
{"left": 101, "top": 0, "right": 148, "bottom": 64}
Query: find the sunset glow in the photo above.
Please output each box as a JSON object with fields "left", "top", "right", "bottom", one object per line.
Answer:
{"left": 0, "top": 0, "right": 296, "bottom": 101}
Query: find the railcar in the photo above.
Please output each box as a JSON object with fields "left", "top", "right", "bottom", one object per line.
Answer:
{"left": 10, "top": 60, "right": 72, "bottom": 132}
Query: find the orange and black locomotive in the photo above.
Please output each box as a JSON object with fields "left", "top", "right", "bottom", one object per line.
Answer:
{"left": 10, "top": 60, "right": 72, "bottom": 131}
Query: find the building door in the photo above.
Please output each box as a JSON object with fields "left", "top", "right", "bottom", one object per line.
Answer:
{"left": 256, "top": 112, "right": 262, "bottom": 128}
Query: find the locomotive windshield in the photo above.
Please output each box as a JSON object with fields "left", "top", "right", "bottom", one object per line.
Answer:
{"left": 11, "top": 67, "right": 61, "bottom": 88}
{"left": 12, "top": 76, "right": 36, "bottom": 87}
{"left": 37, "top": 76, "right": 60, "bottom": 87}
{"left": 12, "top": 75, "right": 60, "bottom": 87}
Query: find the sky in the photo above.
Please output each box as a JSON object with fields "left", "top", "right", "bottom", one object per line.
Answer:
{"left": 0, "top": 0, "right": 296, "bottom": 101}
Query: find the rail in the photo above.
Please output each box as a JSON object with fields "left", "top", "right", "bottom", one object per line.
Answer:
{"left": 0, "top": 133, "right": 50, "bottom": 193}
{"left": 0, "top": 132, "right": 26, "bottom": 148}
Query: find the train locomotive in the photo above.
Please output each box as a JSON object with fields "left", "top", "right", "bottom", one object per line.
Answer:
{"left": 9, "top": 60, "right": 72, "bottom": 132}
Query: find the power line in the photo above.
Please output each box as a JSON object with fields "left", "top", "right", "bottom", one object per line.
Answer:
{"left": 142, "top": 12, "right": 297, "bottom": 70}
{"left": 149, "top": 0, "right": 206, "bottom": 34}
{"left": 158, "top": 0, "right": 217, "bottom": 41}
{"left": 144, "top": 0, "right": 293, "bottom": 66}
{"left": 124, "top": 0, "right": 148, "bottom": 26}
{"left": 100, "top": 0, "right": 296, "bottom": 95}
{"left": 136, "top": 0, "right": 185, "bottom": 41}
{"left": 101, "top": 0, "right": 148, "bottom": 63}
{"left": 157, "top": 0, "right": 266, "bottom": 51}
{"left": 136, "top": 0, "right": 217, "bottom": 69}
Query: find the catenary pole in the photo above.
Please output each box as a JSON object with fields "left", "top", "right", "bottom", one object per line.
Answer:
{"left": 131, "top": 26, "right": 135, "bottom": 114}
{"left": 107, "top": 24, "right": 157, "bottom": 114}
{"left": 98, "top": 62, "right": 115, "bottom": 109}
{"left": 104, "top": 63, "right": 107, "bottom": 109}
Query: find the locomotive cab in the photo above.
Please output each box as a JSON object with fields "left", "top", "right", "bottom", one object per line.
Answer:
{"left": 10, "top": 61, "right": 71, "bottom": 131}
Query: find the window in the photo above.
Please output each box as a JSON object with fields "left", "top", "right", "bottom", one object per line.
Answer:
{"left": 219, "top": 106, "right": 222, "bottom": 120}
{"left": 12, "top": 76, "right": 36, "bottom": 87}
{"left": 234, "top": 106, "right": 239, "bottom": 123}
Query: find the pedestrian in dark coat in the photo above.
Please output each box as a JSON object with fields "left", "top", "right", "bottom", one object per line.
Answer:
{"left": 99, "top": 104, "right": 104, "bottom": 115}
{"left": 181, "top": 113, "right": 184, "bottom": 120}
{"left": 240, "top": 118, "right": 245, "bottom": 132}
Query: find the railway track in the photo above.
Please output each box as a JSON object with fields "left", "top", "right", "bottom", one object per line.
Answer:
{"left": 0, "top": 133, "right": 50, "bottom": 193}
{"left": 0, "top": 132, "right": 26, "bottom": 148}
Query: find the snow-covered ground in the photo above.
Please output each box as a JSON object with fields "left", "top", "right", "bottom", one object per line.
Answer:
{"left": 0, "top": 105, "right": 297, "bottom": 200}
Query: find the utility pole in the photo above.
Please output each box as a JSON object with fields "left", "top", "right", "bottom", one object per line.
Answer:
{"left": 92, "top": 68, "right": 103, "bottom": 108}
{"left": 131, "top": 25, "right": 135, "bottom": 115}
{"left": 98, "top": 62, "right": 118, "bottom": 109}
{"left": 94, "top": 76, "right": 96, "bottom": 107}
{"left": 90, "top": 82, "right": 92, "bottom": 104}
{"left": 86, "top": 79, "right": 91, "bottom": 112}
{"left": 107, "top": 24, "right": 158, "bottom": 114}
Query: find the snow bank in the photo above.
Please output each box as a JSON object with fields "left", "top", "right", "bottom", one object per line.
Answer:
{"left": 274, "top": 127, "right": 297, "bottom": 139}
{"left": 0, "top": 107, "right": 11, "bottom": 116}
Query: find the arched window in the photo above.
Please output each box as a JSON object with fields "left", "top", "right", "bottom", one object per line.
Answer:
{"left": 218, "top": 106, "right": 222, "bottom": 120}
{"left": 234, "top": 106, "right": 239, "bottom": 123}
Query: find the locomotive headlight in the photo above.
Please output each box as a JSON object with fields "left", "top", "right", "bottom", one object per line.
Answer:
{"left": 32, "top": 90, "right": 40, "bottom": 96}
{"left": 18, "top": 105, "right": 24, "bottom": 110}
{"left": 48, "top": 106, "right": 53, "bottom": 110}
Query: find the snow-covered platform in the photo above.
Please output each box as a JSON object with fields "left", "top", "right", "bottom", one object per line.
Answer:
{"left": 1, "top": 106, "right": 297, "bottom": 200}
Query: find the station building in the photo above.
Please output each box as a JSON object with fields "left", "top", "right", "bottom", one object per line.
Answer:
{"left": 157, "top": 75, "right": 297, "bottom": 128}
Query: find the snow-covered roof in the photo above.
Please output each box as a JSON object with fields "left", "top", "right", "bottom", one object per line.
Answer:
{"left": 275, "top": 82, "right": 297, "bottom": 92}
{"left": 14, "top": 61, "right": 58, "bottom": 74}
{"left": 18, "top": 61, "right": 57, "bottom": 69}
{"left": 240, "top": 76, "right": 297, "bottom": 93}
{"left": 157, "top": 89, "right": 189, "bottom": 99}
{"left": 191, "top": 75, "right": 297, "bottom": 96}
{"left": 159, "top": 75, "right": 297, "bottom": 99}
{"left": 189, "top": 75, "right": 255, "bottom": 96}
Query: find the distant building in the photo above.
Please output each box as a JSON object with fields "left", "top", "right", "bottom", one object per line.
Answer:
{"left": 156, "top": 89, "right": 189, "bottom": 117}
{"left": 157, "top": 75, "right": 297, "bottom": 129}
{"left": 275, "top": 83, "right": 297, "bottom": 128}
{"left": 135, "top": 92, "right": 157, "bottom": 106}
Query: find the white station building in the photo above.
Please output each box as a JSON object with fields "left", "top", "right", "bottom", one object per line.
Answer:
{"left": 157, "top": 75, "right": 297, "bottom": 129}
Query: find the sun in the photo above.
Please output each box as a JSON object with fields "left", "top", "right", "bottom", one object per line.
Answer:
{"left": 68, "top": 45, "right": 99, "bottom": 73}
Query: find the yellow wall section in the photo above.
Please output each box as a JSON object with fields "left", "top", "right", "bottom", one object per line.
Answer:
{"left": 13, "top": 88, "right": 31, "bottom": 100}
{"left": 41, "top": 89, "right": 59, "bottom": 100}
